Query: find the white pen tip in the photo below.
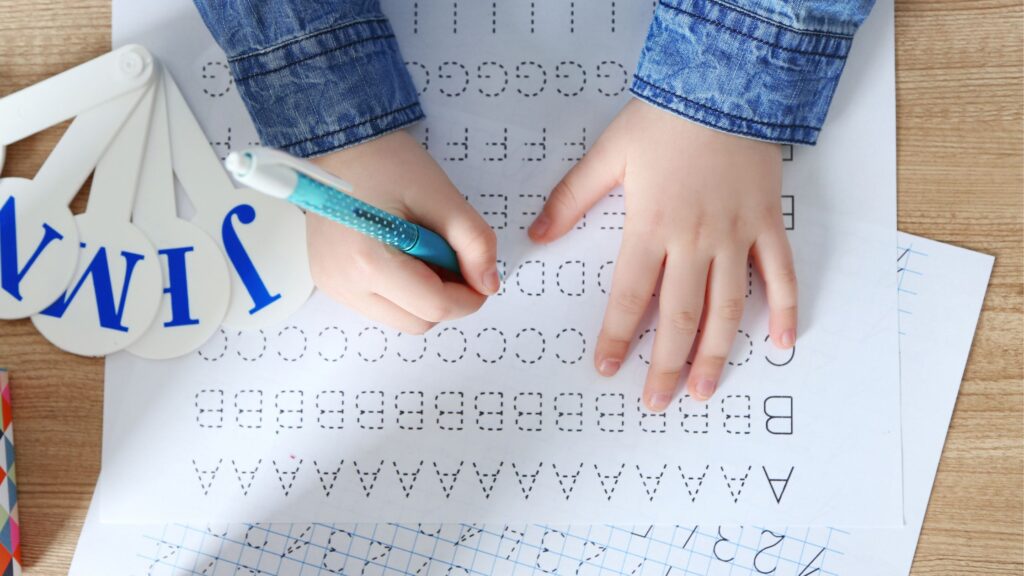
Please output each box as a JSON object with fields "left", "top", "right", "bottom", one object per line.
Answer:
{"left": 224, "top": 151, "right": 252, "bottom": 176}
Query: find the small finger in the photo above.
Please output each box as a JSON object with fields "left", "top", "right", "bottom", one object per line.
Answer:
{"left": 348, "top": 292, "right": 436, "bottom": 335}
{"left": 376, "top": 253, "right": 487, "bottom": 322}
{"left": 753, "top": 227, "right": 798, "bottom": 349}
{"left": 529, "top": 136, "right": 622, "bottom": 243}
{"left": 644, "top": 253, "right": 710, "bottom": 412}
{"left": 594, "top": 234, "right": 665, "bottom": 377}
{"left": 687, "top": 252, "right": 749, "bottom": 401}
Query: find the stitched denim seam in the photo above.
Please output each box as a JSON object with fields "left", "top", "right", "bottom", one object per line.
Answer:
{"left": 632, "top": 75, "right": 822, "bottom": 131}
{"left": 631, "top": 89, "right": 817, "bottom": 145}
{"left": 228, "top": 17, "right": 389, "bottom": 63}
{"left": 235, "top": 34, "right": 396, "bottom": 81}
{"left": 657, "top": 0, "right": 849, "bottom": 60}
{"left": 817, "top": 57, "right": 849, "bottom": 135}
{"left": 277, "top": 102, "right": 422, "bottom": 149}
{"left": 704, "top": 0, "right": 854, "bottom": 39}
{"left": 299, "top": 115, "right": 424, "bottom": 157}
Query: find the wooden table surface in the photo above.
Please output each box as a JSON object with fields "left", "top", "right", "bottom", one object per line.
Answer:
{"left": 0, "top": 0, "right": 1021, "bottom": 573}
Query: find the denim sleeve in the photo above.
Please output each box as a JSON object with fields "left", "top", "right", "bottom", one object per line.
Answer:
{"left": 193, "top": 0, "right": 424, "bottom": 157}
{"left": 631, "top": 0, "right": 876, "bottom": 145}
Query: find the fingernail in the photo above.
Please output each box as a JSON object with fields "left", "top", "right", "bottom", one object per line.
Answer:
{"left": 695, "top": 378, "right": 717, "bottom": 401}
{"left": 598, "top": 358, "right": 620, "bottom": 376}
{"left": 647, "top": 393, "right": 672, "bottom": 412}
{"left": 483, "top": 266, "right": 501, "bottom": 294}
{"left": 781, "top": 329, "right": 795, "bottom": 348}
{"left": 529, "top": 214, "right": 551, "bottom": 240}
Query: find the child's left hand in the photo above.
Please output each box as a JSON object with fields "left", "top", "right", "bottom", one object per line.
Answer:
{"left": 528, "top": 99, "right": 798, "bottom": 411}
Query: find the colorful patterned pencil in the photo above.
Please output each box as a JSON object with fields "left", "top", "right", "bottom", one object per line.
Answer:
{"left": 0, "top": 370, "right": 20, "bottom": 576}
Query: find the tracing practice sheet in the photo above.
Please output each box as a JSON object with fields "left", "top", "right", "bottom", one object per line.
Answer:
{"left": 74, "top": 233, "right": 993, "bottom": 575}
{"left": 103, "top": 0, "right": 901, "bottom": 524}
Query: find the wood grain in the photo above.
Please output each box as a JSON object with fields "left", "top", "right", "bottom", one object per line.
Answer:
{"left": 0, "top": 0, "right": 1020, "bottom": 573}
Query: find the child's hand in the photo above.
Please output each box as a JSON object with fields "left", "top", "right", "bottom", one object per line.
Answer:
{"left": 529, "top": 99, "right": 797, "bottom": 410}
{"left": 309, "top": 130, "right": 499, "bottom": 334}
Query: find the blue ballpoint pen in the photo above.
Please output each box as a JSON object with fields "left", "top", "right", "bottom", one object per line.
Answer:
{"left": 224, "top": 146, "right": 461, "bottom": 274}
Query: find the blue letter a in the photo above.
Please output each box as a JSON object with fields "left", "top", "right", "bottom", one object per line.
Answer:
{"left": 38, "top": 244, "right": 145, "bottom": 332}
{"left": 0, "top": 195, "right": 64, "bottom": 301}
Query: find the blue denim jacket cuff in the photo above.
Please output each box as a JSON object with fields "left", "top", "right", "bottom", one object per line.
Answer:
{"left": 226, "top": 18, "right": 424, "bottom": 158}
{"left": 631, "top": 0, "right": 855, "bottom": 145}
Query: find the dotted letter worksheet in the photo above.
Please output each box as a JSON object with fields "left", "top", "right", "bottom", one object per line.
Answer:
{"left": 102, "top": 0, "right": 902, "bottom": 526}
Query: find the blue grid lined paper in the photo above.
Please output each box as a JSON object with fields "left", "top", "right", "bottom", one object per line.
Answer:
{"left": 137, "top": 521, "right": 845, "bottom": 576}
{"left": 897, "top": 244, "right": 928, "bottom": 337}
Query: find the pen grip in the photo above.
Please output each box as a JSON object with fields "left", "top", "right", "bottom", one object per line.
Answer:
{"left": 290, "top": 174, "right": 460, "bottom": 275}
{"left": 292, "top": 174, "right": 419, "bottom": 249}
{"left": 407, "top": 225, "right": 461, "bottom": 274}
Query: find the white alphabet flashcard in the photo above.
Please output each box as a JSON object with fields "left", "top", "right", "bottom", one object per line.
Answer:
{"left": 0, "top": 44, "right": 313, "bottom": 355}
{"left": 0, "top": 45, "right": 155, "bottom": 322}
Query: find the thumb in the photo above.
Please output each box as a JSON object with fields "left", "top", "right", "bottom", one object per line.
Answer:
{"left": 447, "top": 207, "right": 500, "bottom": 296}
{"left": 529, "top": 136, "right": 622, "bottom": 243}
{"left": 416, "top": 191, "right": 500, "bottom": 296}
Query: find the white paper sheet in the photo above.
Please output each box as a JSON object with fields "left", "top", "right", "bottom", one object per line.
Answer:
{"left": 71, "top": 232, "right": 993, "bottom": 575}
{"left": 103, "top": 0, "right": 901, "bottom": 524}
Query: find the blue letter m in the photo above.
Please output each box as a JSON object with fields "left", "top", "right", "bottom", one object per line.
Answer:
{"left": 38, "top": 244, "right": 145, "bottom": 332}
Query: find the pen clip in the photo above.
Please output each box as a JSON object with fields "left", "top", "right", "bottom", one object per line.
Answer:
{"left": 244, "top": 147, "right": 356, "bottom": 196}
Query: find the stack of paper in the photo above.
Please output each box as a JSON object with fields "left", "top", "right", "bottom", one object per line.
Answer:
{"left": 72, "top": 232, "right": 992, "bottom": 575}
{"left": 67, "top": 0, "right": 994, "bottom": 574}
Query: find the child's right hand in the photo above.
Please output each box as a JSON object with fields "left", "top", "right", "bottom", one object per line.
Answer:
{"left": 308, "top": 130, "right": 500, "bottom": 334}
